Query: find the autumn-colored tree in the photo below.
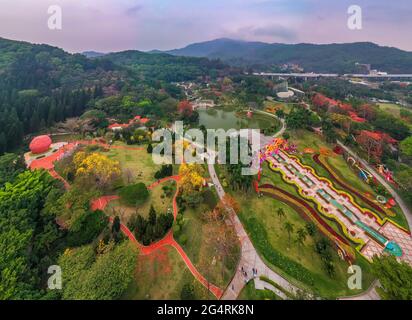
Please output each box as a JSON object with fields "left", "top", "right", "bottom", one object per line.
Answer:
{"left": 359, "top": 104, "right": 376, "bottom": 121}
{"left": 356, "top": 131, "right": 386, "bottom": 162}
{"left": 221, "top": 194, "right": 240, "bottom": 213}
{"left": 178, "top": 100, "right": 193, "bottom": 116}
{"left": 74, "top": 152, "right": 121, "bottom": 189}
{"left": 330, "top": 113, "right": 352, "bottom": 134}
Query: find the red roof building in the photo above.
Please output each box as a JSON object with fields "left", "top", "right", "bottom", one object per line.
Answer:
{"left": 29, "top": 135, "right": 52, "bottom": 154}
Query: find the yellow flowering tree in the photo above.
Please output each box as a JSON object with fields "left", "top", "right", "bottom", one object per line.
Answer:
{"left": 74, "top": 152, "right": 121, "bottom": 189}
{"left": 178, "top": 163, "right": 205, "bottom": 193}
{"left": 178, "top": 163, "right": 206, "bottom": 208}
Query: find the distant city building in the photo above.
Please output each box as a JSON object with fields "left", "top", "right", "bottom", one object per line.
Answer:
{"left": 274, "top": 81, "right": 295, "bottom": 99}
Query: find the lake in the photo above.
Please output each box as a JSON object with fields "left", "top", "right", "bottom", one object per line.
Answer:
{"left": 198, "top": 108, "right": 274, "bottom": 130}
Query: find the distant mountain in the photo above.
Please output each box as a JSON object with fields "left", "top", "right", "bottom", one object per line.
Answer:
{"left": 167, "top": 38, "right": 270, "bottom": 59}
{"left": 165, "top": 38, "right": 412, "bottom": 73}
{"left": 0, "top": 37, "right": 120, "bottom": 92}
{"left": 82, "top": 51, "right": 106, "bottom": 58}
{"left": 101, "top": 50, "right": 230, "bottom": 82}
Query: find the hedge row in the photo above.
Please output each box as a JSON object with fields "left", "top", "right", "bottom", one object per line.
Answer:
{"left": 245, "top": 217, "right": 315, "bottom": 286}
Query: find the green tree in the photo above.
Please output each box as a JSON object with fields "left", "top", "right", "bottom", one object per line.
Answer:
{"left": 59, "top": 242, "right": 138, "bottom": 300}
{"left": 372, "top": 255, "right": 412, "bottom": 300}
{"left": 400, "top": 136, "right": 412, "bottom": 157}
{"left": 276, "top": 207, "right": 286, "bottom": 221}
{"left": 119, "top": 183, "right": 149, "bottom": 207}
{"left": 181, "top": 283, "right": 196, "bottom": 300}
{"left": 149, "top": 205, "right": 157, "bottom": 225}
{"left": 112, "top": 216, "right": 121, "bottom": 234}
{"left": 296, "top": 228, "right": 307, "bottom": 249}
{"left": 0, "top": 132, "right": 6, "bottom": 155}
{"left": 283, "top": 221, "right": 295, "bottom": 247}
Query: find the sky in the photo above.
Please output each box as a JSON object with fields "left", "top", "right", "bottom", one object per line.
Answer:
{"left": 0, "top": 0, "right": 411, "bottom": 53}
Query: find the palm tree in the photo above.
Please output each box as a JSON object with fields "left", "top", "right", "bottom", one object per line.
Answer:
{"left": 283, "top": 221, "right": 295, "bottom": 247}
{"left": 296, "top": 228, "right": 308, "bottom": 251}
{"left": 276, "top": 208, "right": 286, "bottom": 221}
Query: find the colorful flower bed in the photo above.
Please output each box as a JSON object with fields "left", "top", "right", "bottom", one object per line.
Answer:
{"left": 258, "top": 183, "right": 355, "bottom": 262}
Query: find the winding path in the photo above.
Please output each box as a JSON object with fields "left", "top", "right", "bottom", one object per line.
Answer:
{"left": 31, "top": 140, "right": 223, "bottom": 299}
{"left": 91, "top": 176, "right": 224, "bottom": 299}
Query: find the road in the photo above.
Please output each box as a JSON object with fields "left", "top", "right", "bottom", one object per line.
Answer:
{"left": 337, "top": 141, "right": 412, "bottom": 229}
{"left": 253, "top": 72, "right": 412, "bottom": 79}
{"left": 254, "top": 110, "right": 286, "bottom": 139}
{"left": 338, "top": 281, "right": 381, "bottom": 300}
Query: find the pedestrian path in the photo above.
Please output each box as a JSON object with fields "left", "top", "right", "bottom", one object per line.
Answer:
{"left": 91, "top": 176, "right": 223, "bottom": 299}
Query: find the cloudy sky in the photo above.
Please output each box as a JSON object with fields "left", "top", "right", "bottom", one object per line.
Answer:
{"left": 0, "top": 0, "right": 411, "bottom": 53}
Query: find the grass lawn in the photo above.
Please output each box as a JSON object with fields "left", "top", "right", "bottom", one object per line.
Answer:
{"left": 123, "top": 245, "right": 212, "bottom": 300}
{"left": 235, "top": 186, "right": 374, "bottom": 298}
{"left": 264, "top": 100, "right": 293, "bottom": 115}
{"left": 237, "top": 281, "right": 280, "bottom": 300}
{"left": 103, "top": 142, "right": 161, "bottom": 185}
{"left": 176, "top": 191, "right": 240, "bottom": 289}
{"left": 378, "top": 103, "right": 412, "bottom": 128}
{"left": 106, "top": 180, "right": 175, "bottom": 221}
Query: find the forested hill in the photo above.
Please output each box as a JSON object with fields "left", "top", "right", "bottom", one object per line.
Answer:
{"left": 166, "top": 38, "right": 412, "bottom": 73}
{"left": 0, "top": 37, "right": 231, "bottom": 154}
{"left": 100, "top": 50, "right": 231, "bottom": 82}
{"left": 0, "top": 37, "right": 120, "bottom": 92}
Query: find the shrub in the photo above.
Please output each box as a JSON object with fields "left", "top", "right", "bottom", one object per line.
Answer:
{"left": 178, "top": 234, "right": 188, "bottom": 245}
{"left": 203, "top": 189, "right": 218, "bottom": 210}
{"left": 154, "top": 165, "right": 173, "bottom": 180}
{"left": 67, "top": 210, "right": 108, "bottom": 246}
{"left": 180, "top": 283, "right": 196, "bottom": 300}
{"left": 245, "top": 217, "right": 314, "bottom": 286}
{"left": 119, "top": 183, "right": 149, "bottom": 207}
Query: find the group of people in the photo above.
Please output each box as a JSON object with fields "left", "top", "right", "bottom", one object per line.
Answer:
{"left": 230, "top": 265, "right": 260, "bottom": 292}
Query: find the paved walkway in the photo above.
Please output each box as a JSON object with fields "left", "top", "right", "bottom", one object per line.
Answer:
{"left": 339, "top": 281, "right": 381, "bottom": 300}
{"left": 208, "top": 156, "right": 298, "bottom": 300}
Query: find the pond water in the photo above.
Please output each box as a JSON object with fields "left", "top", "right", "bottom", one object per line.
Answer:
{"left": 198, "top": 108, "right": 274, "bottom": 130}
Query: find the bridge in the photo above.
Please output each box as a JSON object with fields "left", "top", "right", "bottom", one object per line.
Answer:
{"left": 253, "top": 72, "right": 412, "bottom": 79}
